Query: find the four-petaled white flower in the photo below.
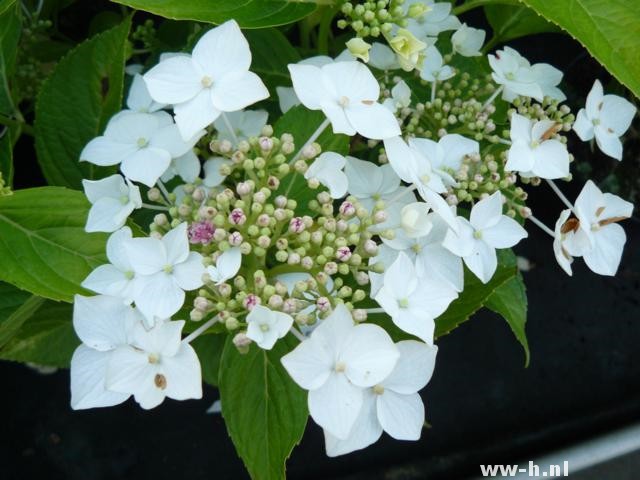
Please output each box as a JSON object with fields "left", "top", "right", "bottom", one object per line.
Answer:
{"left": 420, "top": 46, "right": 455, "bottom": 82}
{"left": 80, "top": 111, "right": 203, "bottom": 187}
{"left": 107, "top": 318, "right": 202, "bottom": 409}
{"left": 82, "top": 174, "right": 142, "bottom": 233}
{"left": 70, "top": 294, "right": 140, "bottom": 410}
{"left": 375, "top": 252, "right": 458, "bottom": 343}
{"left": 82, "top": 227, "right": 138, "bottom": 302}
{"left": 400, "top": 202, "right": 433, "bottom": 238}
{"left": 160, "top": 150, "right": 201, "bottom": 184}
{"left": 289, "top": 61, "right": 401, "bottom": 140}
{"left": 281, "top": 304, "right": 399, "bottom": 439}
{"left": 245, "top": 305, "right": 294, "bottom": 350}
{"left": 213, "top": 109, "right": 268, "bottom": 147}
{"left": 572, "top": 80, "right": 637, "bottom": 161}
{"left": 410, "top": 134, "right": 479, "bottom": 187}
{"left": 383, "top": 80, "right": 411, "bottom": 113}
{"left": 304, "top": 152, "right": 348, "bottom": 199}
{"left": 451, "top": 23, "right": 485, "bottom": 57}
{"left": 383, "top": 135, "right": 458, "bottom": 229}
{"left": 488, "top": 47, "right": 565, "bottom": 102}
{"left": 506, "top": 113, "right": 570, "bottom": 179}
{"left": 443, "top": 191, "right": 528, "bottom": 283}
{"left": 567, "top": 180, "right": 633, "bottom": 276}
{"left": 324, "top": 340, "right": 438, "bottom": 456}
{"left": 125, "top": 222, "right": 205, "bottom": 323}
{"left": 143, "top": 20, "right": 269, "bottom": 140}
{"left": 206, "top": 247, "right": 242, "bottom": 285}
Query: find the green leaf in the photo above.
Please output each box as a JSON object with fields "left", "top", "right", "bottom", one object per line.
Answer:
{"left": 0, "top": 0, "right": 16, "bottom": 15}
{"left": 110, "top": 0, "right": 318, "bottom": 28}
{"left": 0, "top": 2, "right": 20, "bottom": 116}
{"left": 0, "top": 187, "right": 109, "bottom": 302}
{"left": 484, "top": 4, "right": 558, "bottom": 48}
{"left": 244, "top": 28, "right": 300, "bottom": 94}
{"left": 34, "top": 16, "right": 131, "bottom": 189}
{"left": 0, "top": 282, "right": 39, "bottom": 347}
{"left": 274, "top": 105, "right": 349, "bottom": 215}
{"left": 0, "top": 300, "right": 77, "bottom": 367}
{"left": 190, "top": 333, "right": 226, "bottom": 387}
{"left": 435, "top": 249, "right": 519, "bottom": 337}
{"left": 519, "top": 0, "right": 640, "bottom": 99}
{"left": 219, "top": 335, "right": 308, "bottom": 480}
{"left": 486, "top": 272, "right": 529, "bottom": 366}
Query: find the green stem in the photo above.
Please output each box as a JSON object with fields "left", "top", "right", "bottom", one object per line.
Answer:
{"left": 0, "top": 115, "right": 34, "bottom": 137}
{"left": 452, "top": 0, "right": 519, "bottom": 15}
{"left": 317, "top": 7, "right": 336, "bottom": 55}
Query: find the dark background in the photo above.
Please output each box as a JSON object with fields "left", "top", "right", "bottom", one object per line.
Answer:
{"left": 2, "top": 4, "right": 640, "bottom": 480}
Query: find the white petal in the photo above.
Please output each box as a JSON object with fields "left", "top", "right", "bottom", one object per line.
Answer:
{"left": 601, "top": 94, "right": 636, "bottom": 136}
{"left": 150, "top": 123, "right": 203, "bottom": 158}
{"left": 70, "top": 346, "right": 129, "bottom": 410}
{"left": 572, "top": 109, "right": 594, "bottom": 141}
{"left": 143, "top": 56, "right": 202, "bottom": 104}
{"left": 80, "top": 136, "right": 136, "bottom": 167}
{"left": 127, "top": 74, "right": 164, "bottom": 112}
{"left": 81, "top": 264, "right": 131, "bottom": 298}
{"left": 594, "top": 128, "right": 623, "bottom": 161}
{"left": 324, "top": 392, "right": 382, "bottom": 457}
{"left": 585, "top": 79, "right": 604, "bottom": 119}
{"left": 464, "top": 241, "right": 498, "bottom": 284}
{"left": 602, "top": 193, "right": 634, "bottom": 219}
{"left": 211, "top": 70, "right": 269, "bottom": 112}
{"left": 377, "top": 391, "right": 424, "bottom": 440}
{"left": 321, "top": 100, "right": 356, "bottom": 136}
{"left": 162, "top": 343, "right": 203, "bottom": 401}
{"left": 281, "top": 336, "right": 333, "bottom": 390}
{"left": 470, "top": 191, "right": 503, "bottom": 230}
{"left": 583, "top": 223, "right": 626, "bottom": 276}
{"left": 442, "top": 217, "right": 475, "bottom": 257}
{"left": 162, "top": 222, "right": 190, "bottom": 265}
{"left": 120, "top": 147, "right": 172, "bottom": 187}
{"left": 192, "top": 20, "right": 251, "bottom": 77}
{"left": 85, "top": 197, "right": 132, "bottom": 233}
{"left": 531, "top": 140, "right": 570, "bottom": 179}
{"left": 416, "top": 244, "right": 464, "bottom": 292}
{"left": 172, "top": 150, "right": 201, "bottom": 183}
{"left": 505, "top": 142, "right": 535, "bottom": 173}
{"left": 106, "top": 345, "right": 163, "bottom": 409}
{"left": 308, "top": 372, "right": 363, "bottom": 439}
{"left": 203, "top": 157, "right": 232, "bottom": 187}
{"left": 276, "top": 86, "right": 300, "bottom": 113}
{"left": 82, "top": 175, "right": 125, "bottom": 204}
{"left": 323, "top": 61, "right": 379, "bottom": 102}
{"left": 346, "top": 102, "right": 401, "bottom": 140}
{"left": 341, "top": 324, "right": 399, "bottom": 388}
{"left": 172, "top": 252, "right": 205, "bottom": 290}
{"left": 383, "top": 341, "right": 437, "bottom": 394}
{"left": 288, "top": 64, "right": 326, "bottom": 110}
{"left": 383, "top": 136, "right": 416, "bottom": 183}
{"left": 210, "top": 247, "right": 242, "bottom": 284}
{"left": 174, "top": 90, "right": 220, "bottom": 141}
{"left": 73, "top": 294, "right": 136, "bottom": 350}
{"left": 482, "top": 216, "right": 528, "bottom": 248}
{"left": 125, "top": 237, "right": 166, "bottom": 275}
{"left": 135, "top": 273, "right": 184, "bottom": 320}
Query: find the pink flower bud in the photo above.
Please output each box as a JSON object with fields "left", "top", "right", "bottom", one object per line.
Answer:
{"left": 302, "top": 144, "right": 318, "bottom": 159}
{"left": 301, "top": 256, "right": 313, "bottom": 269}
{"left": 194, "top": 296, "right": 210, "bottom": 311}
{"left": 228, "top": 231, "right": 243, "bottom": 246}
{"left": 363, "top": 239, "right": 378, "bottom": 255}
{"left": 373, "top": 210, "right": 387, "bottom": 224}
{"left": 219, "top": 139, "right": 233, "bottom": 153}
{"left": 268, "top": 295, "right": 284, "bottom": 309}
{"left": 233, "top": 332, "right": 252, "bottom": 347}
{"left": 289, "top": 217, "right": 305, "bottom": 233}
{"left": 275, "top": 195, "right": 288, "bottom": 208}
{"left": 243, "top": 294, "right": 261, "bottom": 311}
{"left": 259, "top": 136, "right": 273, "bottom": 151}
{"left": 288, "top": 252, "right": 301, "bottom": 265}
{"left": 324, "top": 262, "right": 338, "bottom": 275}
{"left": 229, "top": 208, "right": 247, "bottom": 225}
{"left": 316, "top": 297, "right": 331, "bottom": 312}
{"left": 336, "top": 220, "right": 348, "bottom": 232}
{"left": 336, "top": 246, "right": 352, "bottom": 262}
{"left": 283, "top": 299, "right": 298, "bottom": 314}
{"left": 339, "top": 201, "right": 356, "bottom": 217}
{"left": 352, "top": 309, "right": 367, "bottom": 322}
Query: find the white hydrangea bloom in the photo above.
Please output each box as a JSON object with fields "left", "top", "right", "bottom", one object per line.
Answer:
{"left": 451, "top": 23, "right": 485, "bottom": 57}
{"left": 246, "top": 305, "right": 294, "bottom": 350}
{"left": 304, "top": 152, "right": 348, "bottom": 199}
{"left": 82, "top": 174, "right": 142, "bottom": 233}
{"left": 213, "top": 109, "right": 268, "bottom": 147}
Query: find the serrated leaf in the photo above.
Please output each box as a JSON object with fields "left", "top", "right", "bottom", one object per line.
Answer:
{"left": 219, "top": 335, "right": 308, "bottom": 480}
{"left": 110, "top": 0, "right": 319, "bottom": 29}
{"left": 0, "top": 300, "right": 77, "bottom": 367}
{"left": 0, "top": 187, "right": 108, "bottom": 302}
{"left": 486, "top": 272, "right": 529, "bottom": 366}
{"left": 34, "top": 16, "right": 131, "bottom": 189}
{"left": 274, "top": 105, "right": 349, "bottom": 215}
{"left": 484, "top": 4, "right": 558, "bottom": 48}
{"left": 435, "top": 249, "right": 519, "bottom": 338}
{"left": 519, "top": 0, "right": 640, "bottom": 99}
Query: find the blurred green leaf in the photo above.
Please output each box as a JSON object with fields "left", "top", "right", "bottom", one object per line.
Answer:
{"left": 484, "top": 4, "right": 558, "bottom": 49}
{"left": 110, "top": 0, "right": 319, "bottom": 28}
{"left": 245, "top": 28, "right": 300, "bottom": 95}
{"left": 191, "top": 333, "right": 226, "bottom": 387}
{"left": 0, "top": 2, "right": 20, "bottom": 116}
{"left": 520, "top": 0, "right": 640, "bottom": 99}
{"left": 34, "top": 16, "right": 131, "bottom": 188}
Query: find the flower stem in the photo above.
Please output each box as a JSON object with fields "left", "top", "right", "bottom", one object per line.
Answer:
{"left": 545, "top": 179, "right": 576, "bottom": 213}
{"left": 290, "top": 327, "right": 306, "bottom": 342}
{"left": 365, "top": 307, "right": 385, "bottom": 314}
{"left": 221, "top": 112, "right": 240, "bottom": 146}
{"left": 183, "top": 317, "right": 219, "bottom": 344}
{"left": 0, "top": 115, "right": 34, "bottom": 136}
{"left": 156, "top": 179, "right": 171, "bottom": 202}
{"left": 142, "top": 203, "right": 170, "bottom": 211}
{"left": 431, "top": 81, "right": 437, "bottom": 103}
{"left": 526, "top": 213, "right": 555, "bottom": 238}
{"left": 482, "top": 85, "right": 503, "bottom": 111}
{"left": 285, "top": 117, "right": 331, "bottom": 196}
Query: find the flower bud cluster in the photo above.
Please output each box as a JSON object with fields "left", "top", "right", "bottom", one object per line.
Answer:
{"left": 337, "top": 0, "right": 407, "bottom": 38}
